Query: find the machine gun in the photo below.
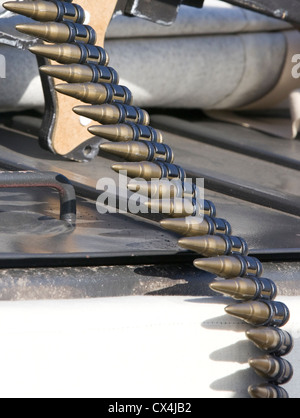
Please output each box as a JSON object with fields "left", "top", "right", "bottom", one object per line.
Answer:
{"left": 117, "top": 0, "right": 300, "bottom": 26}
{"left": 117, "top": 0, "right": 300, "bottom": 27}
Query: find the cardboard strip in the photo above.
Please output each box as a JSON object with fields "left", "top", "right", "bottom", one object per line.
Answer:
{"left": 38, "top": 0, "right": 117, "bottom": 160}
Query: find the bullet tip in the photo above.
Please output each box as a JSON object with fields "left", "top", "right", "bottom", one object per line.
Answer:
{"left": 2, "top": 2, "right": 16, "bottom": 12}
{"left": 39, "top": 65, "right": 53, "bottom": 76}
{"left": 111, "top": 164, "right": 124, "bottom": 173}
{"left": 28, "top": 45, "right": 40, "bottom": 55}
{"left": 159, "top": 218, "right": 185, "bottom": 233}
{"left": 178, "top": 236, "right": 217, "bottom": 255}
{"left": 249, "top": 383, "right": 289, "bottom": 399}
{"left": 15, "top": 24, "right": 27, "bottom": 33}
{"left": 248, "top": 385, "right": 264, "bottom": 399}
{"left": 55, "top": 83, "right": 78, "bottom": 97}
{"left": 248, "top": 357, "right": 269, "bottom": 376}
{"left": 16, "top": 24, "right": 44, "bottom": 38}
{"left": 248, "top": 357, "right": 256, "bottom": 367}
{"left": 209, "top": 282, "right": 220, "bottom": 292}
{"left": 193, "top": 259, "right": 209, "bottom": 271}
{"left": 28, "top": 44, "right": 58, "bottom": 59}
{"left": 88, "top": 125, "right": 120, "bottom": 140}
{"left": 3, "top": 2, "right": 37, "bottom": 16}
{"left": 159, "top": 219, "right": 169, "bottom": 229}
{"left": 54, "top": 84, "right": 66, "bottom": 94}
{"left": 127, "top": 183, "right": 140, "bottom": 192}
{"left": 245, "top": 329, "right": 254, "bottom": 339}
{"left": 177, "top": 237, "right": 190, "bottom": 249}
{"left": 99, "top": 143, "right": 111, "bottom": 153}
{"left": 87, "top": 126, "right": 97, "bottom": 135}
{"left": 73, "top": 105, "right": 86, "bottom": 115}
{"left": 224, "top": 305, "right": 233, "bottom": 315}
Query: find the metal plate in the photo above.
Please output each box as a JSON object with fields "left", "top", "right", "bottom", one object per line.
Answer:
{"left": 1, "top": 115, "right": 300, "bottom": 267}
{"left": 0, "top": 186, "right": 186, "bottom": 267}
{"left": 116, "top": 0, "right": 204, "bottom": 25}
{"left": 115, "top": 0, "right": 300, "bottom": 26}
{"left": 151, "top": 115, "right": 300, "bottom": 217}
{"left": 0, "top": 260, "right": 299, "bottom": 301}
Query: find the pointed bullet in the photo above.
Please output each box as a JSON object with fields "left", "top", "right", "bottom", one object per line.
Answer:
{"left": 210, "top": 277, "right": 277, "bottom": 301}
{"left": 248, "top": 384, "right": 289, "bottom": 399}
{"left": 100, "top": 142, "right": 174, "bottom": 163}
{"left": 124, "top": 179, "right": 200, "bottom": 200}
{"left": 112, "top": 161, "right": 162, "bottom": 180}
{"left": 29, "top": 44, "right": 76, "bottom": 63}
{"left": 29, "top": 43, "right": 109, "bottom": 66}
{"left": 88, "top": 123, "right": 163, "bottom": 143}
{"left": 194, "top": 257, "right": 239, "bottom": 278}
{"left": 40, "top": 64, "right": 119, "bottom": 84}
{"left": 249, "top": 355, "right": 293, "bottom": 385}
{"left": 225, "top": 300, "right": 290, "bottom": 327}
{"left": 3, "top": 1, "right": 85, "bottom": 23}
{"left": 179, "top": 235, "right": 248, "bottom": 257}
{"left": 246, "top": 327, "right": 293, "bottom": 356}
{"left": 160, "top": 216, "right": 231, "bottom": 236}
{"left": 101, "top": 141, "right": 149, "bottom": 162}
{"left": 16, "top": 21, "right": 96, "bottom": 45}
{"left": 55, "top": 83, "right": 132, "bottom": 105}
{"left": 210, "top": 278, "right": 257, "bottom": 300}
{"left": 73, "top": 104, "right": 150, "bottom": 126}
{"left": 89, "top": 124, "right": 131, "bottom": 141}
{"left": 194, "top": 255, "right": 263, "bottom": 279}
{"left": 111, "top": 162, "right": 185, "bottom": 181}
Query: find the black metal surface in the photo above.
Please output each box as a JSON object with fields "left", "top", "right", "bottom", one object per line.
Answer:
{"left": 1, "top": 115, "right": 300, "bottom": 266}
{"left": 118, "top": 0, "right": 179, "bottom": 24}
{"left": 152, "top": 115, "right": 300, "bottom": 217}
{"left": 205, "top": 191, "right": 300, "bottom": 259}
{"left": 0, "top": 171, "right": 76, "bottom": 225}
{"left": 116, "top": 0, "right": 204, "bottom": 25}
{"left": 0, "top": 260, "right": 298, "bottom": 301}
{"left": 124, "top": 0, "right": 182, "bottom": 25}
{"left": 224, "top": 0, "right": 300, "bottom": 26}
{"left": 0, "top": 264, "right": 215, "bottom": 300}
{"left": 1, "top": 185, "right": 300, "bottom": 268}
{"left": 0, "top": 185, "right": 187, "bottom": 267}
{"left": 116, "top": 0, "right": 300, "bottom": 26}
{"left": 151, "top": 114, "right": 300, "bottom": 171}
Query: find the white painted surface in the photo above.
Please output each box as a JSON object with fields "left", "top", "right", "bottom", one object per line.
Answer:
{"left": 0, "top": 295, "right": 298, "bottom": 398}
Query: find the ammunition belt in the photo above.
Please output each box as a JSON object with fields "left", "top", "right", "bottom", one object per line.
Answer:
{"left": 76, "top": 43, "right": 109, "bottom": 65}
{"left": 126, "top": 123, "right": 164, "bottom": 143}
{"left": 8, "top": 0, "right": 294, "bottom": 399}
{"left": 50, "top": 0, "right": 85, "bottom": 23}
{"left": 115, "top": 104, "right": 150, "bottom": 126}
{"left": 88, "top": 64, "right": 119, "bottom": 84}
{"left": 63, "top": 21, "right": 97, "bottom": 44}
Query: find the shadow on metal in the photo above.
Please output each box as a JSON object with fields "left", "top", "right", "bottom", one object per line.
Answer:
{"left": 0, "top": 171, "right": 76, "bottom": 225}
